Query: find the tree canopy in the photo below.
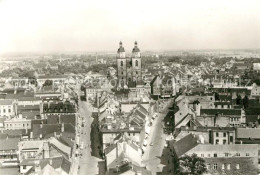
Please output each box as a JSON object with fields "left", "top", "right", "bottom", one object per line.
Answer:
{"left": 175, "top": 154, "right": 207, "bottom": 175}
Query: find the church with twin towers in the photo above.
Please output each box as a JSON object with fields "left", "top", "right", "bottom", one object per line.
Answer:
{"left": 116, "top": 41, "right": 142, "bottom": 86}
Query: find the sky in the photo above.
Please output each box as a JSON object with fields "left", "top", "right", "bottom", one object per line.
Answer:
{"left": 0, "top": 0, "right": 259, "bottom": 54}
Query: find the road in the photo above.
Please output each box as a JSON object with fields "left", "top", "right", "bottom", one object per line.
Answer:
{"left": 78, "top": 100, "right": 101, "bottom": 175}
{"left": 70, "top": 98, "right": 101, "bottom": 175}
{"left": 142, "top": 99, "right": 174, "bottom": 175}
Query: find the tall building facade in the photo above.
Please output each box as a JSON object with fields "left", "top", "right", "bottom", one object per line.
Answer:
{"left": 117, "top": 41, "right": 142, "bottom": 85}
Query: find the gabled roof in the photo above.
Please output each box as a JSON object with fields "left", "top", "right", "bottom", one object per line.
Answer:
{"left": 32, "top": 123, "right": 75, "bottom": 139}
{"left": 0, "top": 138, "right": 20, "bottom": 150}
{"left": 20, "top": 156, "right": 71, "bottom": 174}
{"left": 21, "top": 111, "right": 40, "bottom": 120}
{"left": 237, "top": 128, "right": 260, "bottom": 139}
{"left": 200, "top": 109, "right": 241, "bottom": 116}
{"left": 0, "top": 99, "right": 14, "bottom": 105}
{"left": 173, "top": 133, "right": 199, "bottom": 158}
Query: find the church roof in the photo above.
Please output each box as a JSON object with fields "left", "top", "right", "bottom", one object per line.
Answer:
{"left": 132, "top": 46, "right": 140, "bottom": 53}
{"left": 117, "top": 46, "right": 125, "bottom": 53}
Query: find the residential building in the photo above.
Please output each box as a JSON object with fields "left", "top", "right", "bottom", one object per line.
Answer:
{"left": 0, "top": 99, "right": 16, "bottom": 118}
{"left": 173, "top": 134, "right": 259, "bottom": 175}
{"left": 4, "top": 114, "right": 31, "bottom": 130}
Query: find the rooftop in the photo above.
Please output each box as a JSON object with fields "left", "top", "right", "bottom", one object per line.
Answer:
{"left": 237, "top": 128, "right": 260, "bottom": 139}
{"left": 173, "top": 133, "right": 199, "bottom": 158}
{"left": 0, "top": 99, "right": 14, "bottom": 105}
{"left": 0, "top": 138, "right": 20, "bottom": 150}
{"left": 200, "top": 109, "right": 241, "bottom": 116}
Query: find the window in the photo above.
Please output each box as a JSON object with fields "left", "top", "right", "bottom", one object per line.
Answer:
{"left": 135, "top": 60, "right": 138, "bottom": 67}
{"left": 214, "top": 153, "right": 217, "bottom": 157}
{"left": 216, "top": 139, "right": 219, "bottom": 144}
{"left": 216, "top": 132, "right": 219, "bottom": 137}
{"left": 8, "top": 109, "right": 11, "bottom": 112}
{"left": 225, "top": 153, "right": 229, "bottom": 157}
{"left": 213, "top": 164, "right": 217, "bottom": 170}
{"left": 227, "top": 164, "right": 230, "bottom": 170}
{"left": 223, "top": 132, "right": 226, "bottom": 137}
{"left": 201, "top": 154, "right": 204, "bottom": 157}
{"left": 222, "top": 164, "right": 225, "bottom": 170}
{"left": 236, "top": 153, "right": 240, "bottom": 157}
{"left": 236, "top": 164, "right": 240, "bottom": 169}
{"left": 206, "top": 164, "right": 210, "bottom": 170}
{"left": 208, "top": 154, "right": 210, "bottom": 157}
{"left": 230, "top": 136, "right": 233, "bottom": 142}
{"left": 246, "top": 153, "right": 249, "bottom": 157}
{"left": 223, "top": 139, "right": 227, "bottom": 144}
{"left": 3, "top": 109, "right": 5, "bottom": 113}
{"left": 23, "top": 165, "right": 26, "bottom": 169}
{"left": 136, "top": 71, "right": 138, "bottom": 75}
{"left": 121, "top": 61, "right": 123, "bottom": 67}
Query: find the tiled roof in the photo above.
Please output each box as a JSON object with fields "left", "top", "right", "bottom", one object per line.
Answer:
{"left": 2, "top": 129, "right": 27, "bottom": 137}
{"left": 104, "top": 143, "right": 117, "bottom": 155}
{"left": 237, "top": 128, "right": 260, "bottom": 139}
{"left": 20, "top": 156, "right": 71, "bottom": 173}
{"left": 19, "top": 140, "right": 44, "bottom": 150}
{"left": 173, "top": 134, "right": 199, "bottom": 158}
{"left": 192, "top": 144, "right": 258, "bottom": 155}
{"left": 0, "top": 138, "right": 20, "bottom": 150}
{"left": 200, "top": 109, "right": 241, "bottom": 116}
{"left": 21, "top": 111, "right": 40, "bottom": 120}
{"left": 245, "top": 107, "right": 260, "bottom": 115}
{"left": 18, "top": 105, "right": 40, "bottom": 111}
{"left": 0, "top": 99, "right": 13, "bottom": 105}
{"left": 38, "top": 75, "right": 67, "bottom": 79}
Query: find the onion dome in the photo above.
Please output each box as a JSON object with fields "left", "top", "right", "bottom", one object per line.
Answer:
{"left": 132, "top": 41, "right": 140, "bottom": 52}
{"left": 117, "top": 41, "right": 125, "bottom": 53}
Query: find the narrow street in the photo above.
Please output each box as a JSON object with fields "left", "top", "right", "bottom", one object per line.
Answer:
{"left": 78, "top": 101, "right": 101, "bottom": 175}
{"left": 142, "top": 99, "right": 174, "bottom": 175}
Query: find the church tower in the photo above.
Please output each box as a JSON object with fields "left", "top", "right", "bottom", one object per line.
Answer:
{"left": 131, "top": 41, "right": 142, "bottom": 82}
{"left": 117, "top": 41, "right": 127, "bottom": 84}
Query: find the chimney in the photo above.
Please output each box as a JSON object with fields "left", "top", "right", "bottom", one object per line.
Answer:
{"left": 40, "top": 124, "right": 43, "bottom": 128}
{"left": 49, "top": 159, "right": 52, "bottom": 165}
{"left": 54, "top": 132, "right": 56, "bottom": 137}
{"left": 34, "top": 160, "right": 41, "bottom": 172}
{"left": 18, "top": 113, "right": 23, "bottom": 119}
{"left": 30, "top": 132, "right": 33, "bottom": 139}
{"left": 61, "top": 123, "right": 64, "bottom": 132}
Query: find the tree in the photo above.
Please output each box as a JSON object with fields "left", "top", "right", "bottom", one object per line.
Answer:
{"left": 176, "top": 154, "right": 207, "bottom": 175}
{"left": 214, "top": 92, "right": 220, "bottom": 101}
{"left": 236, "top": 94, "right": 242, "bottom": 105}
{"left": 43, "top": 80, "right": 53, "bottom": 87}
{"left": 242, "top": 95, "right": 249, "bottom": 109}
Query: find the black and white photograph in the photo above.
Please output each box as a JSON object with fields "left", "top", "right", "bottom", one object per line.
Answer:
{"left": 0, "top": 0, "right": 260, "bottom": 174}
